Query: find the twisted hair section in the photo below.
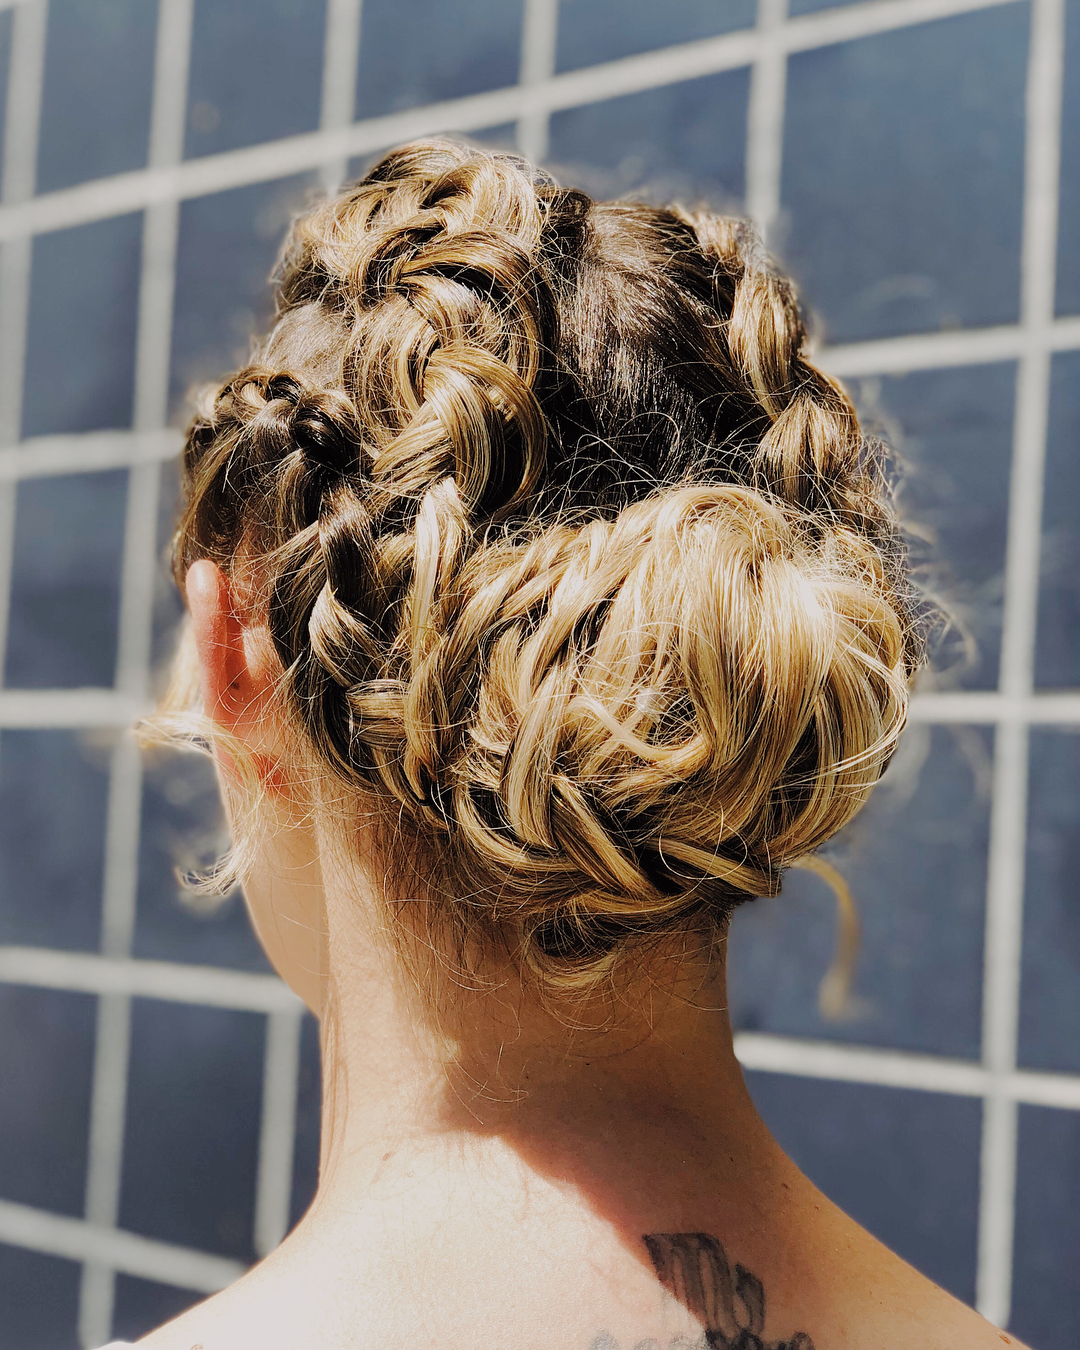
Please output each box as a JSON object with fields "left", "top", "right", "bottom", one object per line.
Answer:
{"left": 168, "top": 139, "right": 921, "bottom": 990}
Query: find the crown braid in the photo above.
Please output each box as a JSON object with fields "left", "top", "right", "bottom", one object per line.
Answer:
{"left": 174, "top": 139, "right": 920, "bottom": 988}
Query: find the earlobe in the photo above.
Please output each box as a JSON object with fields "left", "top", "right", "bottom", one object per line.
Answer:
{"left": 185, "top": 559, "right": 251, "bottom": 731}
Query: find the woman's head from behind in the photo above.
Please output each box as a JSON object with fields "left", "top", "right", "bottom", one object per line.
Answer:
{"left": 170, "top": 138, "right": 918, "bottom": 1010}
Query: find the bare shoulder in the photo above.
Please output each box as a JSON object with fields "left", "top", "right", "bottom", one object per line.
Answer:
{"left": 133, "top": 1228, "right": 1033, "bottom": 1350}
{"left": 132, "top": 1180, "right": 1032, "bottom": 1350}
{"left": 780, "top": 1187, "right": 1034, "bottom": 1350}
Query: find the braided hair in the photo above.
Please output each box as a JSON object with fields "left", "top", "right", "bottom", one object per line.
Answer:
{"left": 173, "top": 139, "right": 920, "bottom": 988}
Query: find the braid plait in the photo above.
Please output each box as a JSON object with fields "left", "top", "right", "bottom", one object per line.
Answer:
{"left": 175, "top": 139, "right": 922, "bottom": 989}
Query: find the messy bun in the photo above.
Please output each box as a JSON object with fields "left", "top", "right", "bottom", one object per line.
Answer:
{"left": 172, "top": 139, "right": 920, "bottom": 988}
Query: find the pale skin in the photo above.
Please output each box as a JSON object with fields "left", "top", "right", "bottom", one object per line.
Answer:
{"left": 138, "top": 559, "right": 1028, "bottom": 1350}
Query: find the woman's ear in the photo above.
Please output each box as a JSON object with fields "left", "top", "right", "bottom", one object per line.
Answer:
{"left": 185, "top": 558, "right": 269, "bottom": 736}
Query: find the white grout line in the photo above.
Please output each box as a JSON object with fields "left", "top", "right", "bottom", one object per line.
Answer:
{"left": 78, "top": 1, "right": 194, "bottom": 1340}
{"left": 736, "top": 1032, "right": 990, "bottom": 1098}
{"left": 734, "top": 1034, "right": 1080, "bottom": 1111}
{"left": 0, "top": 427, "right": 181, "bottom": 479}
{"left": 0, "top": 1197, "right": 245, "bottom": 1293}
{"left": 907, "top": 691, "right": 1080, "bottom": 725}
{"left": 79, "top": 738, "right": 147, "bottom": 1345}
{"left": 0, "top": 687, "right": 150, "bottom": 726}
{"left": 0, "top": 0, "right": 1020, "bottom": 245}
{"left": 0, "top": 945, "right": 302, "bottom": 1011}
{"left": 318, "top": 0, "right": 363, "bottom": 193}
{"left": 254, "top": 1007, "right": 304, "bottom": 1259}
{"left": 0, "top": 686, "right": 1077, "bottom": 731}
{"left": 0, "top": 0, "right": 47, "bottom": 683}
{"left": 78, "top": 991, "right": 133, "bottom": 1344}
{"left": 818, "top": 314, "right": 1080, "bottom": 378}
{"left": 975, "top": 0, "right": 1065, "bottom": 1328}
{"left": 516, "top": 0, "right": 559, "bottom": 165}
{"left": 745, "top": 0, "right": 788, "bottom": 246}
{"left": 0, "top": 0, "right": 45, "bottom": 206}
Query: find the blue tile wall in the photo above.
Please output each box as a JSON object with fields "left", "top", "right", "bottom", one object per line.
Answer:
{"left": 1056, "top": 0, "right": 1080, "bottom": 316}
{"left": 355, "top": 0, "right": 523, "bottom": 118}
{"left": 781, "top": 5, "right": 1028, "bottom": 342}
{"left": 548, "top": 69, "right": 750, "bottom": 208}
{"left": 0, "top": 729, "right": 110, "bottom": 951}
{"left": 36, "top": 0, "right": 156, "bottom": 194}
{"left": 746, "top": 1072, "right": 982, "bottom": 1305}
{"left": 859, "top": 363, "right": 1015, "bottom": 691}
{"left": 23, "top": 214, "right": 142, "bottom": 438}
{"left": 184, "top": 0, "right": 324, "bottom": 160}
{"left": 1011, "top": 1104, "right": 1080, "bottom": 1350}
{"left": 4, "top": 2, "right": 1079, "bottom": 1343}
{"left": 0, "top": 1244, "right": 80, "bottom": 1350}
{"left": 134, "top": 748, "right": 270, "bottom": 972}
{"left": 170, "top": 175, "right": 315, "bottom": 413}
{"left": 0, "top": 985, "right": 95, "bottom": 1216}
{"left": 554, "top": 0, "right": 755, "bottom": 72}
{"left": 111, "top": 1276, "right": 203, "bottom": 1343}
{"left": 288, "top": 1012, "right": 322, "bottom": 1231}
{"left": 119, "top": 999, "right": 264, "bottom": 1260}
{"left": 728, "top": 724, "right": 991, "bottom": 1059}
{"left": 1018, "top": 728, "right": 1080, "bottom": 1073}
{"left": 1036, "top": 351, "right": 1080, "bottom": 689}
{"left": 5, "top": 470, "right": 127, "bottom": 689}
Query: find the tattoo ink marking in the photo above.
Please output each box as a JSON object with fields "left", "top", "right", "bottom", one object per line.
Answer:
{"left": 590, "top": 1233, "right": 815, "bottom": 1350}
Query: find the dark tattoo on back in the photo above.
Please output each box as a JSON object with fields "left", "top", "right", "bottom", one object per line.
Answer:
{"left": 590, "top": 1231, "right": 816, "bottom": 1350}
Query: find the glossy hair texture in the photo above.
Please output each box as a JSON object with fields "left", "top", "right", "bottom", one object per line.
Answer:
{"left": 171, "top": 139, "right": 920, "bottom": 989}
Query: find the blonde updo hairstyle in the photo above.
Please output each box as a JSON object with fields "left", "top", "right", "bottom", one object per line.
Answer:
{"left": 169, "top": 139, "right": 920, "bottom": 992}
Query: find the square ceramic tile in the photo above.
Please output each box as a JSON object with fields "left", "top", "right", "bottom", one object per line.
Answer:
{"left": 0, "top": 729, "right": 110, "bottom": 951}
{"left": 356, "top": 0, "right": 523, "bottom": 118}
{"left": 1011, "top": 1103, "right": 1080, "bottom": 1350}
{"left": 112, "top": 1276, "right": 204, "bottom": 1343}
{"left": 120, "top": 999, "right": 264, "bottom": 1259}
{"left": 782, "top": 5, "right": 1028, "bottom": 341}
{"left": 1018, "top": 728, "right": 1080, "bottom": 1072}
{"left": 1056, "top": 0, "right": 1080, "bottom": 316}
{"left": 5, "top": 471, "right": 127, "bottom": 688}
{"left": 36, "top": 0, "right": 155, "bottom": 192}
{"left": 289, "top": 1012, "right": 321, "bottom": 1231}
{"left": 728, "top": 724, "right": 991, "bottom": 1059}
{"left": 854, "top": 363, "right": 1015, "bottom": 691}
{"left": 746, "top": 1072, "right": 981, "bottom": 1305}
{"left": 170, "top": 175, "right": 316, "bottom": 414}
{"left": 184, "top": 0, "right": 324, "bottom": 159}
{"left": 0, "top": 10, "right": 13, "bottom": 190}
{"left": 554, "top": 0, "right": 754, "bottom": 73}
{"left": 0, "top": 985, "right": 95, "bottom": 1216}
{"left": 1036, "top": 352, "right": 1080, "bottom": 688}
{"left": 548, "top": 69, "right": 749, "bottom": 209}
{"left": 789, "top": 0, "right": 874, "bottom": 11}
{"left": 134, "top": 747, "right": 271, "bottom": 972}
{"left": 0, "top": 1244, "right": 80, "bottom": 1350}
{"left": 23, "top": 214, "right": 142, "bottom": 438}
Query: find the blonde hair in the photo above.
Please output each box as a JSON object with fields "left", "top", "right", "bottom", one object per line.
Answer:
{"left": 166, "top": 139, "right": 920, "bottom": 991}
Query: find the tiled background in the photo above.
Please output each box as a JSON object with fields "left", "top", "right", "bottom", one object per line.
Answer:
{"left": 0, "top": 0, "right": 1076, "bottom": 1345}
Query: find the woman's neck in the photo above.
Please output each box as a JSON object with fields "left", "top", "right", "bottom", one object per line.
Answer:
{"left": 307, "top": 846, "right": 776, "bottom": 1240}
